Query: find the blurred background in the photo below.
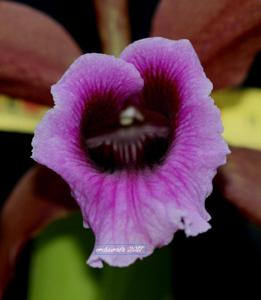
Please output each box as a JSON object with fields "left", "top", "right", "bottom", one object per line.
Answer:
{"left": 0, "top": 1, "right": 260, "bottom": 300}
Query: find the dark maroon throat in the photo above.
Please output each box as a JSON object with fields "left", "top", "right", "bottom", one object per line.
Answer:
{"left": 81, "top": 76, "right": 178, "bottom": 172}
{"left": 81, "top": 103, "right": 174, "bottom": 173}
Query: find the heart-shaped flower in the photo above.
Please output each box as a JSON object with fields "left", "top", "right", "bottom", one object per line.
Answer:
{"left": 32, "top": 37, "right": 229, "bottom": 267}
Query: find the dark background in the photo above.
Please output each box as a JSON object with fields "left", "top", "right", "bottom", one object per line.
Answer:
{"left": 1, "top": 1, "right": 260, "bottom": 299}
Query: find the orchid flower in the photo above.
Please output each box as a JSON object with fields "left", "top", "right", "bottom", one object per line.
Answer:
{"left": 0, "top": 0, "right": 261, "bottom": 296}
{"left": 32, "top": 37, "right": 229, "bottom": 267}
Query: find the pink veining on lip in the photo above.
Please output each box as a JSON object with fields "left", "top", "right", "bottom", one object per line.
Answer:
{"left": 32, "top": 37, "right": 229, "bottom": 267}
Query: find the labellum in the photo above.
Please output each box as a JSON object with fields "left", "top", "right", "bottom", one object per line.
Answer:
{"left": 32, "top": 38, "right": 229, "bottom": 267}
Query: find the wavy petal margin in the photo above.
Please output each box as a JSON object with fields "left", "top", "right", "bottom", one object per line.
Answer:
{"left": 32, "top": 38, "right": 229, "bottom": 267}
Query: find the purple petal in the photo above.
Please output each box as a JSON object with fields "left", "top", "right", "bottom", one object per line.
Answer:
{"left": 32, "top": 53, "right": 143, "bottom": 175}
{"left": 121, "top": 38, "right": 229, "bottom": 237}
{"left": 32, "top": 38, "right": 229, "bottom": 267}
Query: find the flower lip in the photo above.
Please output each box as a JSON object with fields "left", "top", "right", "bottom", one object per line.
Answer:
{"left": 82, "top": 103, "right": 172, "bottom": 172}
{"left": 32, "top": 38, "right": 229, "bottom": 268}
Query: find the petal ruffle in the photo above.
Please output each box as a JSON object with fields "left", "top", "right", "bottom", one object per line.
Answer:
{"left": 32, "top": 53, "right": 143, "bottom": 180}
{"left": 32, "top": 38, "right": 229, "bottom": 267}
{"left": 121, "top": 38, "right": 230, "bottom": 236}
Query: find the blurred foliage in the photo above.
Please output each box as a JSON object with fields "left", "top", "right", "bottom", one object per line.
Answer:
{"left": 213, "top": 89, "right": 261, "bottom": 150}
{"left": 0, "top": 95, "right": 47, "bottom": 134}
{"left": 28, "top": 213, "right": 172, "bottom": 300}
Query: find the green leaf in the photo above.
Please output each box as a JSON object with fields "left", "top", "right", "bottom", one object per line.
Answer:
{"left": 0, "top": 166, "right": 77, "bottom": 298}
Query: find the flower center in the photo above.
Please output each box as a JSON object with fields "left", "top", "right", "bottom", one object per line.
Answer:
{"left": 82, "top": 105, "right": 171, "bottom": 172}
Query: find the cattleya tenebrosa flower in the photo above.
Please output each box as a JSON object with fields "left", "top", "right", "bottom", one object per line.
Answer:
{"left": 32, "top": 37, "right": 229, "bottom": 267}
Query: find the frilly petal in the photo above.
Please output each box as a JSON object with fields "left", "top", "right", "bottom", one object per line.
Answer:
{"left": 121, "top": 37, "right": 229, "bottom": 235}
{"left": 32, "top": 38, "right": 229, "bottom": 267}
{"left": 32, "top": 53, "right": 143, "bottom": 179}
